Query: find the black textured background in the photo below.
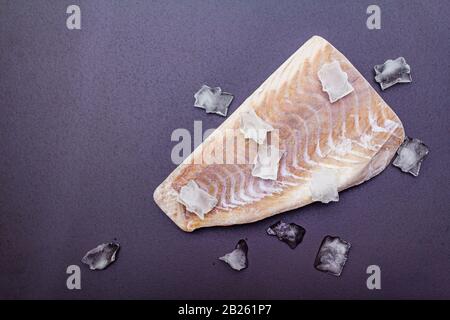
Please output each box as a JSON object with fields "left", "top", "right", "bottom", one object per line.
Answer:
{"left": 0, "top": 0, "right": 449, "bottom": 299}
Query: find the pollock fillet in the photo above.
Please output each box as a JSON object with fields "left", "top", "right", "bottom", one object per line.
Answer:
{"left": 154, "top": 36, "right": 405, "bottom": 232}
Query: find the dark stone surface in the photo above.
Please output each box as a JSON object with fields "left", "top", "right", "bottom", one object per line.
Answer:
{"left": 0, "top": 0, "right": 449, "bottom": 299}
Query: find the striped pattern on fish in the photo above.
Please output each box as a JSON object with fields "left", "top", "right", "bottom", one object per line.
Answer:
{"left": 154, "top": 36, "right": 405, "bottom": 232}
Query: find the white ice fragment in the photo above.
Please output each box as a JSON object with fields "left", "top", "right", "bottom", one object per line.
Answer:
{"left": 314, "top": 236, "right": 351, "bottom": 277}
{"left": 240, "top": 108, "right": 274, "bottom": 144}
{"left": 374, "top": 57, "right": 411, "bottom": 90}
{"left": 219, "top": 240, "right": 248, "bottom": 271}
{"left": 318, "top": 61, "right": 354, "bottom": 103}
{"left": 81, "top": 242, "right": 120, "bottom": 271}
{"left": 392, "top": 137, "right": 429, "bottom": 176}
{"left": 177, "top": 180, "right": 218, "bottom": 219}
{"left": 194, "top": 85, "right": 234, "bottom": 117}
{"left": 266, "top": 221, "right": 306, "bottom": 249}
{"left": 309, "top": 168, "right": 339, "bottom": 203}
{"left": 252, "top": 144, "right": 282, "bottom": 180}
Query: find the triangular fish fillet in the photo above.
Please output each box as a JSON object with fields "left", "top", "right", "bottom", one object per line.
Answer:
{"left": 154, "top": 36, "right": 405, "bottom": 232}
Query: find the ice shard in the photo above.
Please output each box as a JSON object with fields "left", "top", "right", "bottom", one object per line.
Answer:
{"left": 374, "top": 57, "right": 411, "bottom": 90}
{"left": 81, "top": 242, "right": 120, "bottom": 271}
{"left": 314, "top": 236, "right": 350, "bottom": 276}
{"left": 219, "top": 239, "right": 248, "bottom": 271}
{"left": 194, "top": 85, "right": 234, "bottom": 117}
{"left": 266, "top": 221, "right": 306, "bottom": 249}
{"left": 393, "top": 136, "right": 429, "bottom": 176}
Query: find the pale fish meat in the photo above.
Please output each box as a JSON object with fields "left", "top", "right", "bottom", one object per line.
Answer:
{"left": 154, "top": 36, "right": 405, "bottom": 232}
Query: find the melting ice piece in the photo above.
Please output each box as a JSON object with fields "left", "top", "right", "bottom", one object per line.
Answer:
{"left": 309, "top": 168, "right": 339, "bottom": 203}
{"left": 318, "top": 61, "right": 354, "bottom": 103}
{"left": 240, "top": 108, "right": 274, "bottom": 144}
{"left": 219, "top": 239, "right": 248, "bottom": 271}
{"left": 392, "top": 136, "right": 429, "bottom": 176}
{"left": 252, "top": 144, "right": 283, "bottom": 180}
{"left": 314, "top": 236, "right": 351, "bottom": 277}
{"left": 266, "top": 221, "right": 306, "bottom": 249}
{"left": 81, "top": 242, "right": 120, "bottom": 270}
{"left": 178, "top": 180, "right": 218, "bottom": 219}
{"left": 374, "top": 57, "right": 411, "bottom": 90}
{"left": 194, "top": 85, "right": 234, "bottom": 117}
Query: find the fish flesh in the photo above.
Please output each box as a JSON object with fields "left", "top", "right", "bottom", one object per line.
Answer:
{"left": 154, "top": 36, "right": 405, "bottom": 232}
{"left": 154, "top": 36, "right": 404, "bottom": 231}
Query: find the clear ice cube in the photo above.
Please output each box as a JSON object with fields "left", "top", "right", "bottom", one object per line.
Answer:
{"left": 314, "top": 236, "right": 350, "bottom": 277}
{"left": 317, "top": 61, "right": 354, "bottom": 103}
{"left": 81, "top": 242, "right": 120, "bottom": 270}
{"left": 374, "top": 57, "right": 411, "bottom": 90}
{"left": 219, "top": 239, "right": 248, "bottom": 271}
{"left": 393, "top": 136, "right": 429, "bottom": 176}
{"left": 194, "top": 85, "right": 234, "bottom": 117}
{"left": 310, "top": 168, "right": 339, "bottom": 204}
{"left": 252, "top": 144, "right": 283, "bottom": 181}
{"left": 266, "top": 221, "right": 306, "bottom": 249}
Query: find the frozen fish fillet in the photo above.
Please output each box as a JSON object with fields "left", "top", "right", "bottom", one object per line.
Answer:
{"left": 154, "top": 36, "right": 405, "bottom": 232}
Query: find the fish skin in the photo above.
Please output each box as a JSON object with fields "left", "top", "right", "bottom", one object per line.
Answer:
{"left": 154, "top": 36, "right": 405, "bottom": 232}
